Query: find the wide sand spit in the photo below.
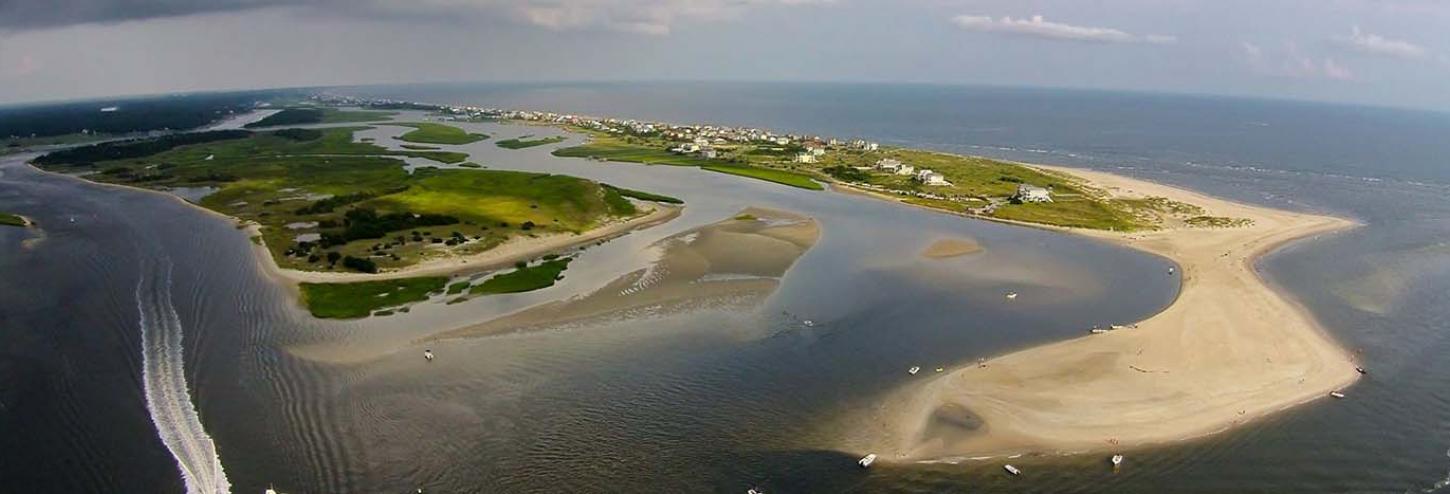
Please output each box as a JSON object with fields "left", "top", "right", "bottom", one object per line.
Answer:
{"left": 849, "top": 165, "right": 1361, "bottom": 461}
{"left": 432, "top": 207, "right": 820, "bottom": 340}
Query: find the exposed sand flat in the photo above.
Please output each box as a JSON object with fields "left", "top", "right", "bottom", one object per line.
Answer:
{"left": 921, "top": 238, "right": 983, "bottom": 259}
{"left": 260, "top": 202, "right": 681, "bottom": 284}
{"left": 429, "top": 207, "right": 819, "bottom": 340}
{"left": 866, "top": 165, "right": 1361, "bottom": 460}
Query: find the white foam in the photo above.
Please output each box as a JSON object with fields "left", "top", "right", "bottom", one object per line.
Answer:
{"left": 137, "top": 264, "right": 232, "bottom": 494}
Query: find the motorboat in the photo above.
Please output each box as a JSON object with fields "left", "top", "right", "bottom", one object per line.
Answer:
{"left": 1004, "top": 464, "right": 1021, "bottom": 476}
{"left": 1005, "top": 292, "right": 1018, "bottom": 300}
{"left": 1111, "top": 454, "right": 1124, "bottom": 468}
{"left": 424, "top": 349, "right": 435, "bottom": 362}
{"left": 1330, "top": 391, "right": 1346, "bottom": 399}
{"left": 908, "top": 366, "right": 920, "bottom": 375}
{"left": 858, "top": 454, "right": 877, "bottom": 468}
{"left": 803, "top": 319, "right": 814, "bottom": 327}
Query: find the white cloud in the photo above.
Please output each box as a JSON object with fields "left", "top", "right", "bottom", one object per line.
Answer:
{"left": 365, "top": 0, "right": 836, "bottom": 36}
{"left": 1336, "top": 26, "right": 1428, "bottom": 59}
{"left": 950, "top": 14, "right": 1176, "bottom": 45}
{"left": 1242, "top": 41, "right": 1355, "bottom": 81}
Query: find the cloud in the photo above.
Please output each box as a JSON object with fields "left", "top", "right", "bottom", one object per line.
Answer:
{"left": 1242, "top": 41, "right": 1355, "bottom": 81}
{"left": 950, "top": 14, "right": 1176, "bottom": 45}
{"left": 0, "top": 0, "right": 834, "bottom": 35}
{"left": 1336, "top": 26, "right": 1428, "bottom": 59}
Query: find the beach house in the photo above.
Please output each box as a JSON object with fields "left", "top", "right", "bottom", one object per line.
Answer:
{"left": 875, "top": 158, "right": 903, "bottom": 172}
{"left": 916, "top": 169, "right": 951, "bottom": 186}
{"left": 794, "top": 152, "right": 818, "bottom": 164}
{"left": 1013, "top": 184, "right": 1053, "bottom": 203}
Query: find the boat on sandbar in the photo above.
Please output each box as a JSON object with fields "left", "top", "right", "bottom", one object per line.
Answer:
{"left": 858, "top": 454, "right": 877, "bottom": 468}
{"left": 1111, "top": 454, "right": 1124, "bottom": 468}
{"left": 1330, "top": 391, "right": 1346, "bottom": 399}
{"left": 1004, "top": 464, "right": 1021, "bottom": 476}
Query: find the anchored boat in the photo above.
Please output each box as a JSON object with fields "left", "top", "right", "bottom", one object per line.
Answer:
{"left": 858, "top": 454, "right": 877, "bottom": 468}
{"left": 1004, "top": 464, "right": 1021, "bottom": 476}
{"left": 908, "top": 366, "right": 920, "bottom": 375}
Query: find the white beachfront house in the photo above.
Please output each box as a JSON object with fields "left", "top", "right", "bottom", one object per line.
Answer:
{"left": 895, "top": 165, "right": 916, "bottom": 176}
{"left": 1013, "top": 184, "right": 1053, "bottom": 202}
{"left": 806, "top": 145, "right": 827, "bottom": 157}
{"left": 916, "top": 169, "right": 951, "bottom": 186}
{"left": 701, "top": 147, "right": 718, "bottom": 159}
{"left": 794, "top": 152, "right": 818, "bottom": 164}
{"left": 875, "top": 158, "right": 903, "bottom": 172}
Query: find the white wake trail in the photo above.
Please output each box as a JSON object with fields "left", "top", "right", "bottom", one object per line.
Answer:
{"left": 137, "top": 264, "right": 232, "bottom": 494}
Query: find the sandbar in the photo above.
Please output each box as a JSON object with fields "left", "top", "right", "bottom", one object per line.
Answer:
{"left": 429, "top": 207, "right": 819, "bottom": 340}
{"left": 854, "top": 165, "right": 1361, "bottom": 460}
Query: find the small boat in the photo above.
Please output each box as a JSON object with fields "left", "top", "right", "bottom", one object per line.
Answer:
{"left": 1005, "top": 292, "right": 1018, "bottom": 300}
{"left": 1330, "top": 391, "right": 1346, "bottom": 399}
{"left": 1111, "top": 454, "right": 1124, "bottom": 467}
{"left": 803, "top": 319, "right": 814, "bottom": 327}
{"left": 1355, "top": 366, "right": 1367, "bottom": 374}
{"left": 1168, "top": 267, "right": 1176, "bottom": 275}
{"left": 858, "top": 453, "right": 877, "bottom": 468}
{"left": 748, "top": 489, "right": 764, "bottom": 494}
{"left": 1110, "top": 324, "right": 1127, "bottom": 330}
{"left": 1004, "top": 464, "right": 1021, "bottom": 476}
{"left": 265, "top": 486, "right": 280, "bottom": 494}
{"left": 935, "top": 367, "right": 944, "bottom": 373}
{"left": 424, "top": 349, "right": 435, "bottom": 362}
{"left": 1090, "top": 328, "right": 1110, "bottom": 334}
{"left": 908, "top": 366, "right": 920, "bottom": 375}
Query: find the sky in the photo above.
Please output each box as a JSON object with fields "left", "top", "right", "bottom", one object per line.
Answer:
{"left": 1, "top": 0, "right": 1448, "bottom": 110}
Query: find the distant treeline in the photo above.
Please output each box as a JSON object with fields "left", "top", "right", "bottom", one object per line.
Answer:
{"left": 244, "top": 108, "right": 323, "bottom": 128}
{"left": 0, "top": 90, "right": 300, "bottom": 139}
{"left": 32, "top": 130, "right": 251, "bottom": 166}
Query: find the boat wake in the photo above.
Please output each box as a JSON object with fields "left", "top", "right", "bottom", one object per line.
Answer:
{"left": 137, "top": 263, "right": 232, "bottom": 494}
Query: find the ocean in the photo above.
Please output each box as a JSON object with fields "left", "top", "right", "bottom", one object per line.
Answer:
{"left": 3, "top": 82, "right": 1450, "bottom": 493}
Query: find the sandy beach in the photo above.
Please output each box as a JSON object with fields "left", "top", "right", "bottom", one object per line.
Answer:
{"left": 855, "top": 165, "right": 1361, "bottom": 460}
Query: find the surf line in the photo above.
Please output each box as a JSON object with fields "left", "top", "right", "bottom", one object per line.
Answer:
{"left": 137, "top": 262, "right": 232, "bottom": 494}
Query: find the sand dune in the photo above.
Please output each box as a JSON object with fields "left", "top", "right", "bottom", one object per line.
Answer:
{"left": 864, "top": 166, "right": 1361, "bottom": 460}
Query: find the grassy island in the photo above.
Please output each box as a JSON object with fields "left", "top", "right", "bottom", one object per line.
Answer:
{"left": 32, "top": 126, "right": 656, "bottom": 278}
{"left": 497, "top": 136, "right": 567, "bottom": 149}
{"left": 390, "top": 122, "right": 489, "bottom": 145}
{"left": 0, "top": 212, "right": 26, "bottom": 227}
{"left": 470, "top": 257, "right": 573, "bottom": 295}
{"left": 300, "top": 277, "right": 448, "bottom": 319}
{"left": 244, "top": 107, "right": 394, "bottom": 128}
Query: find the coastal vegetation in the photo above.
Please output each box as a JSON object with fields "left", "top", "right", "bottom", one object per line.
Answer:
{"left": 497, "top": 136, "right": 567, "bottom": 149}
{"left": 0, "top": 212, "right": 26, "bottom": 227}
{"left": 244, "top": 107, "right": 394, "bottom": 128}
{"left": 390, "top": 122, "right": 489, "bottom": 145}
{"left": 602, "top": 184, "right": 683, "bottom": 204}
{"left": 470, "top": 257, "right": 574, "bottom": 295}
{"left": 34, "top": 126, "right": 657, "bottom": 274}
{"left": 299, "top": 277, "right": 448, "bottom": 319}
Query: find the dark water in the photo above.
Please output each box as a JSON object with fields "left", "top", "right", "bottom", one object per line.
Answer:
{"left": 4, "top": 83, "right": 1450, "bottom": 493}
